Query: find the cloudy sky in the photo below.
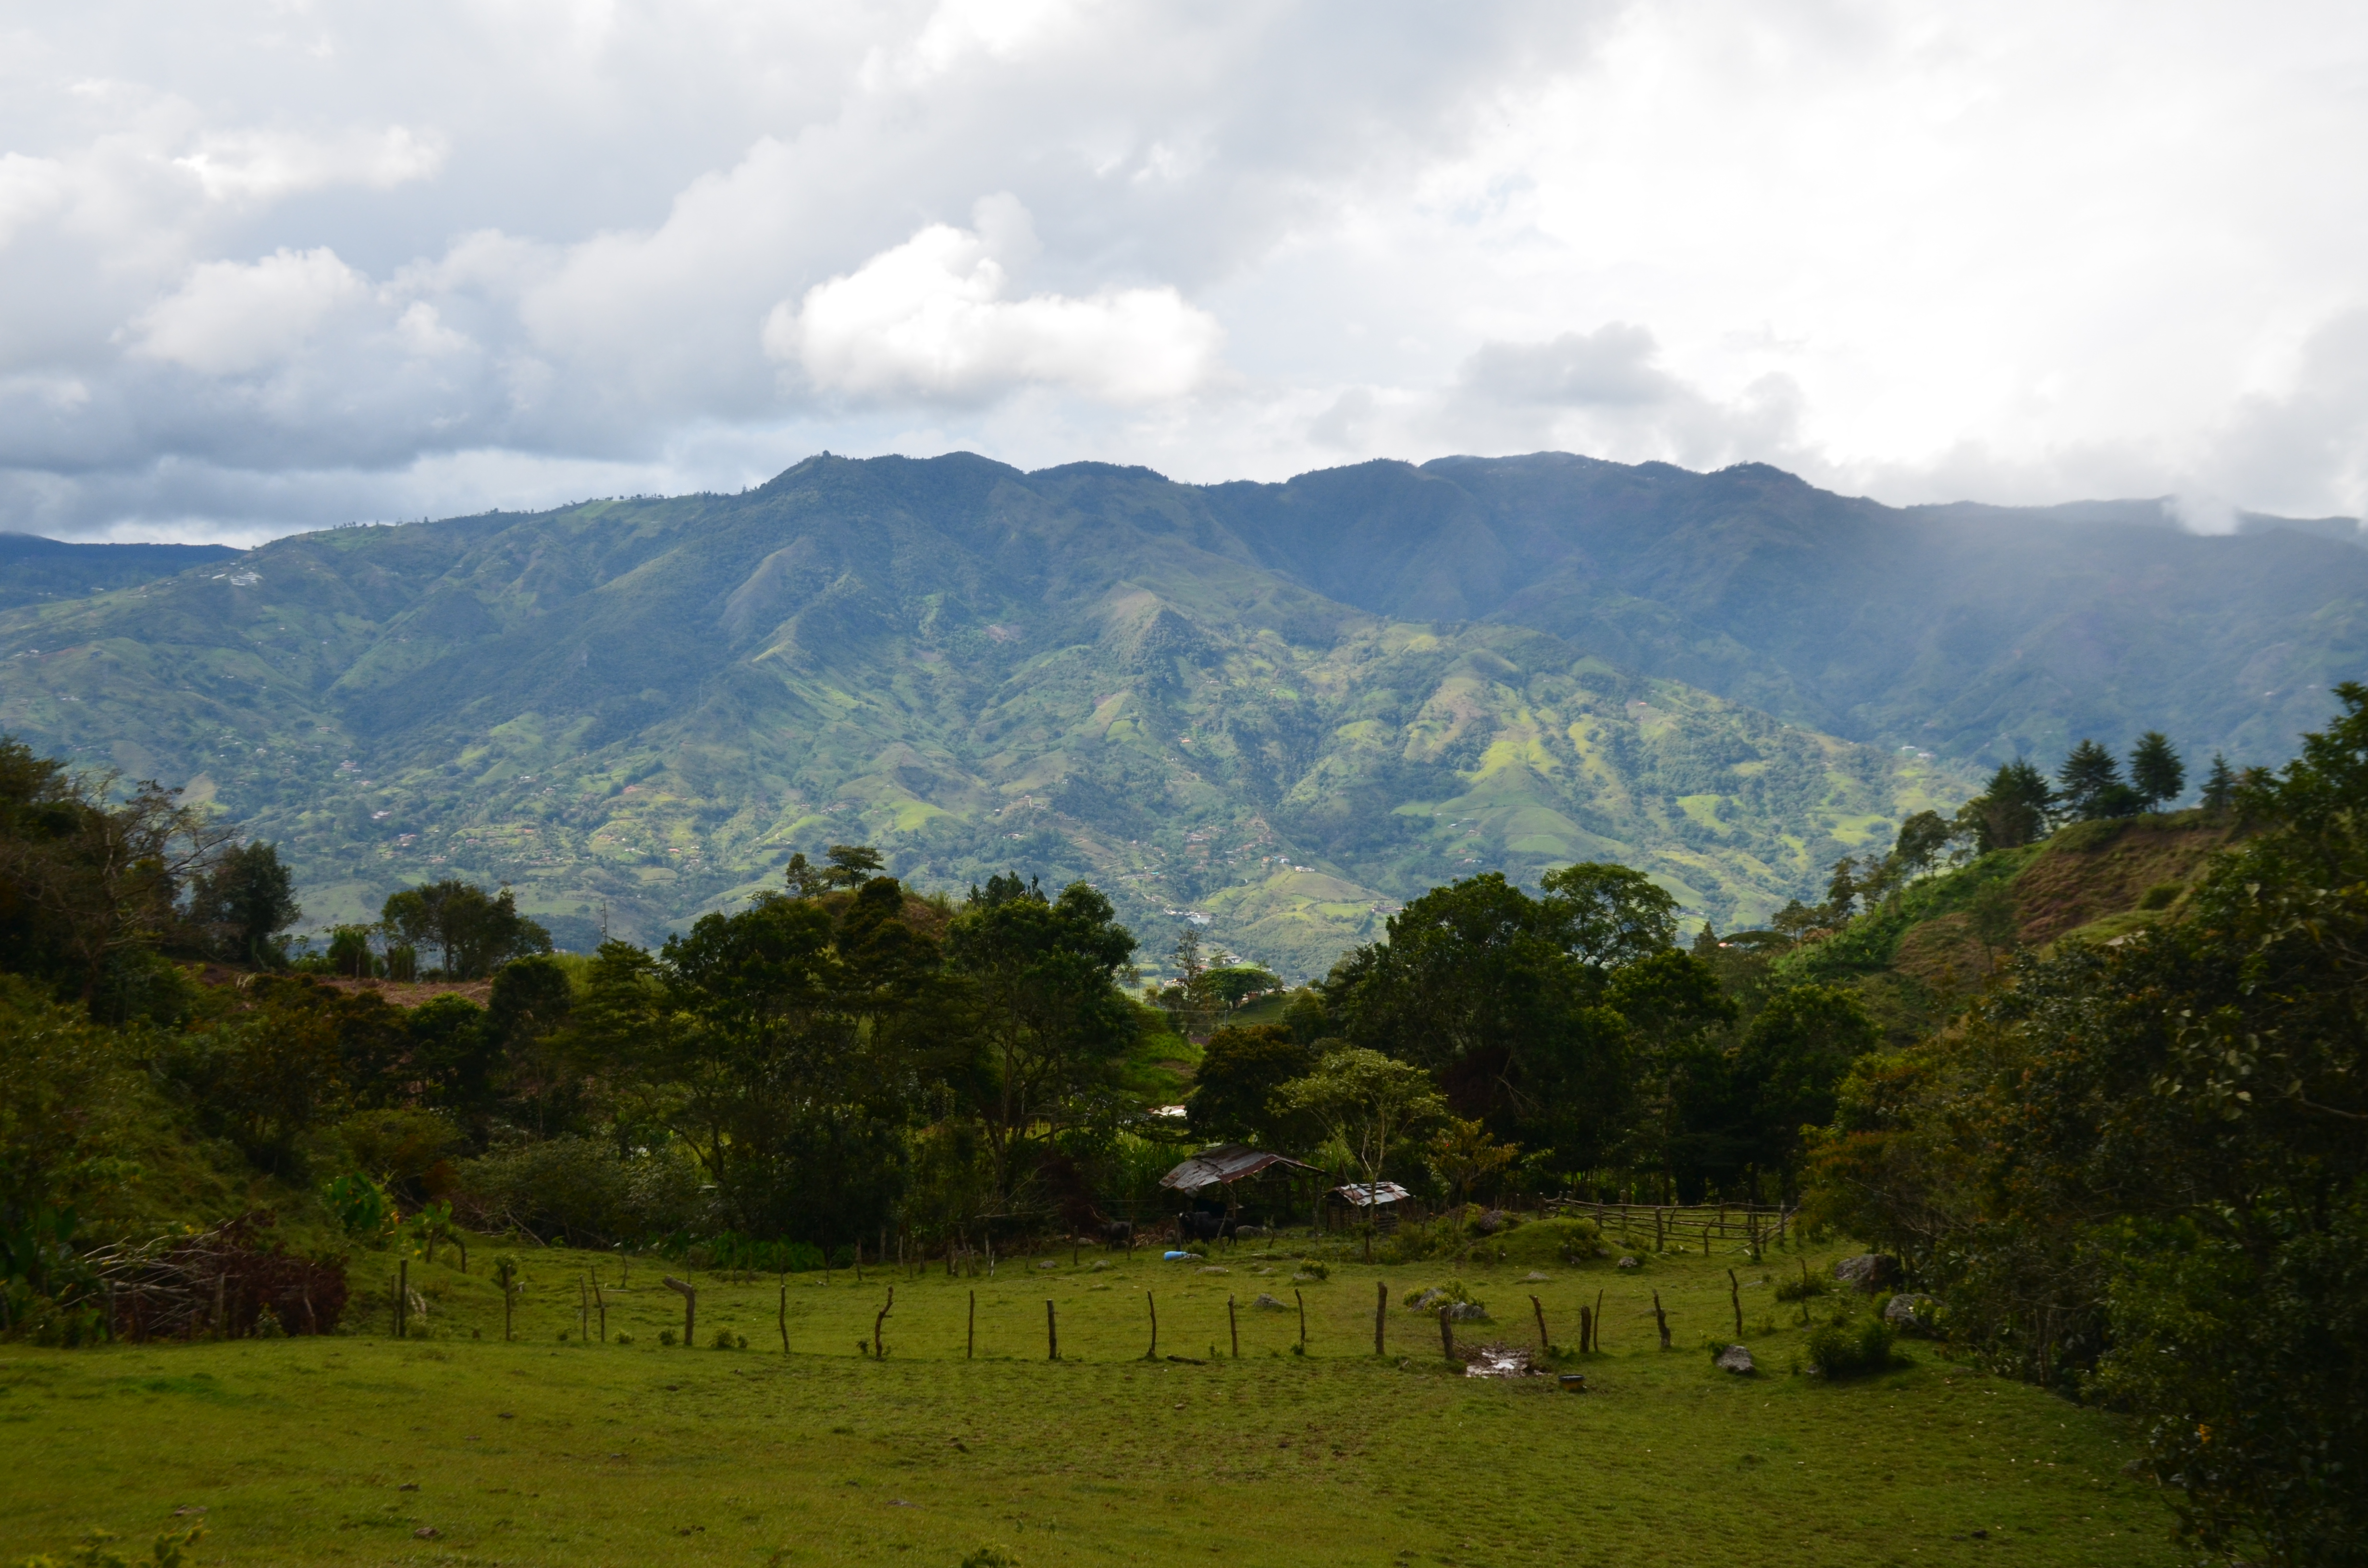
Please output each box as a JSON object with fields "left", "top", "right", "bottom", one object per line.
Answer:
{"left": 2, "top": 0, "right": 2363, "bottom": 544}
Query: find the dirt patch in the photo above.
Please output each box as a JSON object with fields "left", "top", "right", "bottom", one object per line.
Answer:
{"left": 1888, "top": 911, "right": 1995, "bottom": 993}
{"left": 2010, "top": 813, "right": 2236, "bottom": 946}
{"left": 316, "top": 977, "right": 494, "bottom": 1007}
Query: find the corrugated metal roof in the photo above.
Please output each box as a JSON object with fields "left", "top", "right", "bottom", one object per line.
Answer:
{"left": 1332, "top": 1181, "right": 1412, "bottom": 1205}
{"left": 1158, "top": 1144, "right": 1322, "bottom": 1192}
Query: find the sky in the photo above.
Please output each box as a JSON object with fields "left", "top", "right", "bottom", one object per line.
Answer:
{"left": 1, "top": 0, "right": 2364, "bottom": 545}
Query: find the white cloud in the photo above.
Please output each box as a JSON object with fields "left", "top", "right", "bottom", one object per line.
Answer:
{"left": 173, "top": 124, "right": 446, "bottom": 203}
{"left": 0, "top": 0, "right": 2363, "bottom": 539}
{"left": 126, "top": 246, "right": 369, "bottom": 375}
{"left": 767, "top": 199, "right": 1222, "bottom": 404}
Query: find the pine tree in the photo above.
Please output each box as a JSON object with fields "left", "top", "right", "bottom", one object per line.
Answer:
{"left": 2059, "top": 739, "right": 2143, "bottom": 820}
{"left": 2200, "top": 752, "right": 2238, "bottom": 814}
{"left": 2128, "top": 732, "right": 2186, "bottom": 810}
{"left": 1953, "top": 758, "right": 2057, "bottom": 852}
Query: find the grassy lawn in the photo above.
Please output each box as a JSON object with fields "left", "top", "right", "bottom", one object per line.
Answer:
{"left": 0, "top": 1236, "right": 2175, "bottom": 1567}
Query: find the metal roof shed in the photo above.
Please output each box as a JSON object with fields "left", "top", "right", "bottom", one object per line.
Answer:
{"left": 1159, "top": 1144, "right": 1321, "bottom": 1194}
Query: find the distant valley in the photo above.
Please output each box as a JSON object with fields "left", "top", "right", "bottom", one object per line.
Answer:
{"left": 1, "top": 452, "right": 2359, "bottom": 978}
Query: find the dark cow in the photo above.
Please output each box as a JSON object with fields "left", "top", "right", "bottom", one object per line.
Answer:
{"left": 1176, "top": 1212, "right": 1237, "bottom": 1244}
{"left": 1101, "top": 1221, "right": 1135, "bottom": 1250}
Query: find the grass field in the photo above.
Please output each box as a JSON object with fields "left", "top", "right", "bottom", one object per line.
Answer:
{"left": 0, "top": 1234, "right": 2176, "bottom": 1567}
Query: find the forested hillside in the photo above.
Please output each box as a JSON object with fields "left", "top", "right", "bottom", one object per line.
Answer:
{"left": 0, "top": 450, "right": 2354, "bottom": 974}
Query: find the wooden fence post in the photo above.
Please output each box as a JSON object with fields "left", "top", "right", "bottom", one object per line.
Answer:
{"left": 592, "top": 1272, "right": 606, "bottom": 1341}
{"left": 1654, "top": 1209, "right": 1664, "bottom": 1252}
{"left": 1530, "top": 1294, "right": 1550, "bottom": 1353}
{"left": 1374, "top": 1281, "right": 1387, "bottom": 1356}
{"left": 1728, "top": 1268, "right": 1743, "bottom": 1337}
{"left": 1229, "top": 1296, "right": 1239, "bottom": 1359}
{"left": 1438, "top": 1304, "right": 1454, "bottom": 1361}
{"left": 1145, "top": 1292, "right": 1159, "bottom": 1360}
{"left": 778, "top": 1281, "right": 789, "bottom": 1354}
{"left": 664, "top": 1275, "right": 696, "bottom": 1348}
{"left": 1653, "top": 1290, "right": 1670, "bottom": 1350}
{"left": 1046, "top": 1299, "right": 1058, "bottom": 1360}
{"left": 1594, "top": 1289, "right": 1605, "bottom": 1350}
{"left": 1295, "top": 1289, "right": 1307, "bottom": 1352}
{"left": 968, "top": 1289, "right": 976, "bottom": 1359}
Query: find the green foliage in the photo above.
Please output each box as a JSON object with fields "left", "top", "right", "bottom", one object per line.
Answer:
{"left": 381, "top": 880, "right": 550, "bottom": 980}
{"left": 1183, "top": 1025, "right": 1313, "bottom": 1145}
{"left": 1804, "top": 1316, "right": 1897, "bottom": 1379}
{"left": 320, "top": 1173, "right": 395, "bottom": 1242}
{"left": 1808, "top": 685, "right": 2368, "bottom": 1561}
{"left": 186, "top": 841, "right": 300, "bottom": 966}
{"left": 13, "top": 1522, "right": 206, "bottom": 1568}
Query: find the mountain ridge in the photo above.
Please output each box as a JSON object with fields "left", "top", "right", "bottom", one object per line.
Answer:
{"left": 0, "top": 451, "right": 2356, "bottom": 977}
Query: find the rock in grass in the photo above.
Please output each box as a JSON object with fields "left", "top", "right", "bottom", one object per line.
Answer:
{"left": 1253, "top": 1293, "right": 1291, "bottom": 1311}
{"left": 1715, "top": 1344, "right": 1755, "bottom": 1374}
{"left": 1446, "top": 1301, "right": 1489, "bottom": 1322}
{"left": 1834, "top": 1254, "right": 1900, "bottom": 1292}
{"left": 1884, "top": 1293, "right": 1941, "bottom": 1334}
{"left": 1617, "top": 1256, "right": 1641, "bottom": 1269}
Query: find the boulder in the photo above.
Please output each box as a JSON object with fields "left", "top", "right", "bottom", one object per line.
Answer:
{"left": 1253, "top": 1293, "right": 1292, "bottom": 1311}
{"left": 1715, "top": 1344, "right": 1755, "bottom": 1374}
{"left": 1616, "top": 1256, "right": 1641, "bottom": 1270}
{"left": 1884, "top": 1293, "right": 1941, "bottom": 1335}
{"left": 1446, "top": 1301, "right": 1490, "bottom": 1323}
{"left": 1834, "top": 1254, "right": 1900, "bottom": 1292}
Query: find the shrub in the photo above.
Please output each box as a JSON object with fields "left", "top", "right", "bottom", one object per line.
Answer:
{"left": 452, "top": 1137, "right": 707, "bottom": 1247}
{"left": 614, "top": 1331, "right": 634, "bottom": 1346}
{"left": 1492, "top": 1216, "right": 1602, "bottom": 1266}
{"left": 1806, "top": 1317, "right": 1898, "bottom": 1378}
{"left": 1775, "top": 1268, "right": 1832, "bottom": 1303}
{"left": 658, "top": 1328, "right": 677, "bottom": 1347}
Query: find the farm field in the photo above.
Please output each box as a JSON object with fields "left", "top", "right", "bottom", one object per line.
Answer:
{"left": 0, "top": 1237, "right": 2174, "bottom": 1567}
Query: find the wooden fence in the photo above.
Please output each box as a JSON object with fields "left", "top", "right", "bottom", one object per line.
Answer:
{"left": 1549, "top": 1199, "right": 1796, "bottom": 1257}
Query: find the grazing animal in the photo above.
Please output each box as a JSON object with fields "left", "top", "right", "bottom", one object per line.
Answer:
{"left": 1101, "top": 1221, "right": 1135, "bottom": 1250}
{"left": 1176, "top": 1212, "right": 1237, "bottom": 1243}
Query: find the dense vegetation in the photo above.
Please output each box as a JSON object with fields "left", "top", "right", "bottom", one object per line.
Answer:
{"left": 1802, "top": 694, "right": 2368, "bottom": 1565}
{"left": 10, "top": 451, "right": 2357, "bottom": 978}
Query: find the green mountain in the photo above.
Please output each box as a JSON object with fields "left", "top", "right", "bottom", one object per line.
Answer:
{"left": 0, "top": 453, "right": 2355, "bottom": 977}
{"left": 0, "top": 534, "right": 239, "bottom": 611}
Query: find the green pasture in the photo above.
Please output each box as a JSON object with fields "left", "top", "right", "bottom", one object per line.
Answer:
{"left": 1, "top": 1238, "right": 2173, "bottom": 1567}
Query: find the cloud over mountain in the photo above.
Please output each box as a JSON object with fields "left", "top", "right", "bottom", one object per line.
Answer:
{"left": 0, "top": 2, "right": 2362, "bottom": 541}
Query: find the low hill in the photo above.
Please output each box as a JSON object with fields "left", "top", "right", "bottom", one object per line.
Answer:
{"left": 1774, "top": 808, "right": 2239, "bottom": 1041}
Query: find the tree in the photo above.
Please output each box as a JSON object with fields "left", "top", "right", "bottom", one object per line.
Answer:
{"left": 2199, "top": 751, "right": 2237, "bottom": 815}
{"left": 1184, "top": 1024, "right": 1313, "bottom": 1145}
{"left": 821, "top": 844, "right": 885, "bottom": 888}
{"left": 1538, "top": 861, "right": 1678, "bottom": 969}
{"left": 1276, "top": 1047, "right": 1444, "bottom": 1259}
{"left": 1324, "top": 873, "right": 1628, "bottom": 1158}
{"left": 1735, "top": 984, "right": 1877, "bottom": 1193}
{"left": 943, "top": 881, "right": 1139, "bottom": 1206}
{"left": 381, "top": 881, "right": 551, "bottom": 979}
{"left": 488, "top": 954, "right": 579, "bottom": 1136}
{"left": 2127, "top": 732, "right": 2185, "bottom": 810}
{"left": 186, "top": 840, "right": 300, "bottom": 966}
{"left": 1890, "top": 810, "right": 1951, "bottom": 879}
{"left": 1426, "top": 1115, "right": 1518, "bottom": 1211}
{"left": 1954, "top": 759, "right": 2056, "bottom": 853}
{"left": 2058, "top": 739, "right": 2143, "bottom": 821}
{"left": 0, "top": 739, "right": 231, "bottom": 1012}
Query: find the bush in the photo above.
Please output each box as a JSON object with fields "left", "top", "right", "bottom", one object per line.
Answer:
{"left": 1806, "top": 1317, "right": 1898, "bottom": 1378}
{"left": 452, "top": 1137, "right": 707, "bottom": 1246}
{"left": 1492, "top": 1216, "right": 1602, "bottom": 1266}
{"left": 1775, "top": 1268, "right": 1832, "bottom": 1303}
